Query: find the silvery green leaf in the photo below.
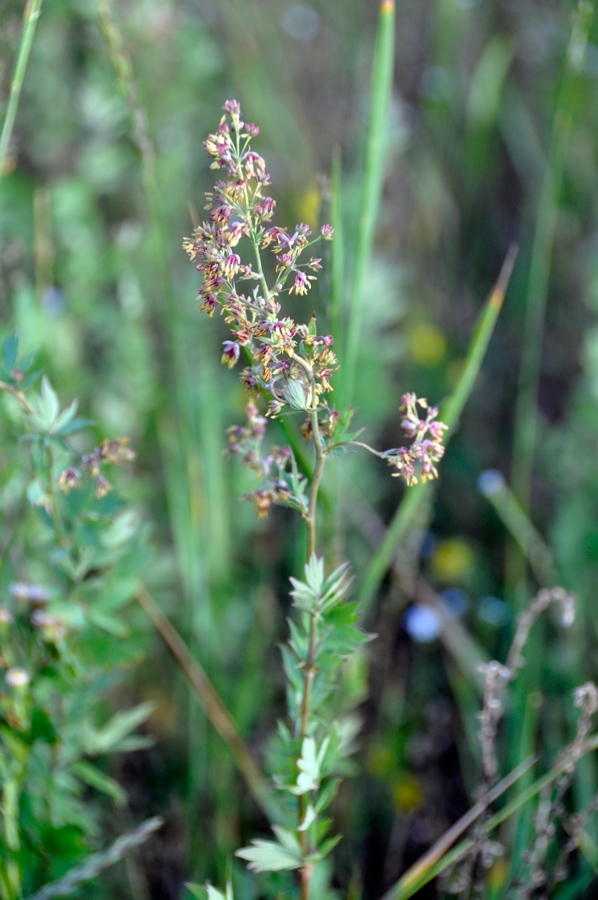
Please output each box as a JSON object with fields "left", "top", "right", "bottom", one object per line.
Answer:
{"left": 84, "top": 701, "right": 155, "bottom": 754}
{"left": 192, "top": 885, "right": 230, "bottom": 900}
{"left": 236, "top": 838, "right": 302, "bottom": 872}
{"left": 272, "top": 825, "right": 302, "bottom": 854}
{"left": 51, "top": 397, "right": 79, "bottom": 434}
{"left": 298, "top": 803, "right": 317, "bottom": 831}
{"left": 56, "top": 415, "right": 94, "bottom": 436}
{"left": 296, "top": 736, "right": 320, "bottom": 793}
{"left": 27, "top": 478, "right": 48, "bottom": 508}
{"left": 283, "top": 377, "right": 311, "bottom": 410}
{"left": 320, "top": 562, "right": 353, "bottom": 611}
{"left": 289, "top": 576, "right": 318, "bottom": 613}
{"left": 305, "top": 554, "right": 324, "bottom": 594}
{"left": 39, "top": 375, "right": 60, "bottom": 428}
{"left": 206, "top": 887, "right": 227, "bottom": 900}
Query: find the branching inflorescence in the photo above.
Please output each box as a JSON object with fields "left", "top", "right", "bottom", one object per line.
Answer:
{"left": 183, "top": 100, "right": 448, "bottom": 523}
{"left": 183, "top": 101, "right": 449, "bottom": 898}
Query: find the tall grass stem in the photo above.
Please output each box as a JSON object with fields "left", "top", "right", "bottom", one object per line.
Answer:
{"left": 359, "top": 247, "right": 517, "bottom": 611}
{"left": 341, "top": 0, "right": 395, "bottom": 408}
{"left": 0, "top": 0, "right": 43, "bottom": 177}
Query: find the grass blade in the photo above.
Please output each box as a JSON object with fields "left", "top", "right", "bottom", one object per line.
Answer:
{"left": 381, "top": 733, "right": 598, "bottom": 900}
{"left": 479, "top": 469, "right": 556, "bottom": 585}
{"left": 510, "top": 0, "right": 595, "bottom": 516}
{"left": 0, "top": 0, "right": 43, "bottom": 177}
{"left": 24, "top": 818, "right": 163, "bottom": 900}
{"left": 359, "top": 247, "right": 517, "bottom": 612}
{"left": 136, "top": 586, "right": 283, "bottom": 825}
{"left": 341, "top": 0, "right": 395, "bottom": 408}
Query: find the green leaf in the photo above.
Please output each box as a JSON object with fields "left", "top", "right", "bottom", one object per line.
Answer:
{"left": 236, "top": 836, "right": 302, "bottom": 872}
{"left": 72, "top": 761, "right": 127, "bottom": 805}
{"left": 84, "top": 701, "right": 154, "bottom": 754}
{"left": 39, "top": 375, "right": 60, "bottom": 427}
{"left": 296, "top": 736, "right": 320, "bottom": 793}
{"left": 298, "top": 803, "right": 317, "bottom": 831}
{"left": 311, "top": 832, "right": 342, "bottom": 861}
{"left": 87, "top": 607, "right": 130, "bottom": 638}
{"left": 51, "top": 397, "right": 79, "bottom": 434}
{"left": 2, "top": 331, "right": 18, "bottom": 370}
{"left": 56, "top": 416, "right": 95, "bottom": 436}
{"left": 184, "top": 884, "right": 228, "bottom": 900}
{"left": 342, "top": 0, "right": 396, "bottom": 407}
{"left": 305, "top": 553, "right": 324, "bottom": 594}
{"left": 320, "top": 561, "right": 352, "bottom": 611}
{"left": 207, "top": 886, "right": 228, "bottom": 900}
{"left": 315, "top": 778, "right": 341, "bottom": 814}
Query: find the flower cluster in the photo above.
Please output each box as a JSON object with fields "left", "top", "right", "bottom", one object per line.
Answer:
{"left": 183, "top": 100, "right": 338, "bottom": 417}
{"left": 185, "top": 103, "right": 449, "bottom": 519}
{"left": 227, "top": 398, "right": 297, "bottom": 518}
{"left": 383, "top": 395, "right": 448, "bottom": 486}
{"left": 58, "top": 437, "right": 135, "bottom": 499}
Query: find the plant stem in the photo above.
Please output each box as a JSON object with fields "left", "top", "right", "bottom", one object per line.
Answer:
{"left": 306, "top": 408, "right": 325, "bottom": 558}
{"left": 297, "top": 406, "right": 327, "bottom": 899}
{"left": 0, "top": 382, "right": 34, "bottom": 415}
{"left": 45, "top": 443, "right": 67, "bottom": 547}
{"left": 342, "top": 0, "right": 395, "bottom": 408}
{"left": 510, "top": 0, "right": 594, "bottom": 516}
{"left": 0, "top": 0, "right": 43, "bottom": 177}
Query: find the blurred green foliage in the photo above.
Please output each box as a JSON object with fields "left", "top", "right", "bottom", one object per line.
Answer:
{"left": 2, "top": 0, "right": 598, "bottom": 897}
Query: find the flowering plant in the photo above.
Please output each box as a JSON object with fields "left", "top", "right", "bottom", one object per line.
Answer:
{"left": 183, "top": 100, "right": 448, "bottom": 527}
{"left": 0, "top": 334, "right": 154, "bottom": 899}
{"left": 183, "top": 100, "right": 448, "bottom": 898}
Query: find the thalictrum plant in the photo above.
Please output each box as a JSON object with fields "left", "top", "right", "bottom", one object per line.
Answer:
{"left": 182, "top": 100, "right": 448, "bottom": 899}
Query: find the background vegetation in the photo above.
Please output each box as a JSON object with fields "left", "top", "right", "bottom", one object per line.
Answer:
{"left": 2, "top": 0, "right": 598, "bottom": 896}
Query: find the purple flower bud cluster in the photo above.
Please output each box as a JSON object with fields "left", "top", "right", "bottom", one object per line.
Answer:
{"left": 227, "top": 398, "right": 294, "bottom": 518}
{"left": 384, "top": 395, "right": 448, "bottom": 486}
{"left": 182, "top": 100, "right": 337, "bottom": 413}
{"left": 58, "top": 438, "right": 136, "bottom": 499}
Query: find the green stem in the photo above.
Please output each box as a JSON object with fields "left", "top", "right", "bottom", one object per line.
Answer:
{"left": 45, "top": 443, "right": 67, "bottom": 547}
{"left": 306, "top": 408, "right": 325, "bottom": 558}
{"left": 342, "top": 0, "right": 395, "bottom": 407}
{"left": 0, "top": 0, "right": 43, "bottom": 177}
{"left": 509, "top": 0, "right": 594, "bottom": 548}
{"left": 0, "top": 382, "right": 34, "bottom": 415}
{"left": 297, "top": 407, "right": 326, "bottom": 900}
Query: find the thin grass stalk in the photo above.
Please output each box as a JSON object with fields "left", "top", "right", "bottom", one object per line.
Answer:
{"left": 98, "top": 2, "right": 228, "bottom": 872}
{"left": 507, "top": 6, "right": 594, "bottom": 851}
{"left": 382, "top": 732, "right": 598, "bottom": 900}
{"left": 509, "top": 0, "right": 594, "bottom": 519}
{"left": 359, "top": 247, "right": 517, "bottom": 612}
{"left": 481, "top": 474, "right": 556, "bottom": 585}
{"left": 135, "top": 586, "right": 281, "bottom": 824}
{"left": 24, "top": 818, "right": 163, "bottom": 900}
{"left": 0, "top": 0, "right": 43, "bottom": 177}
{"left": 329, "top": 145, "right": 345, "bottom": 372}
{"left": 341, "top": 0, "right": 395, "bottom": 408}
